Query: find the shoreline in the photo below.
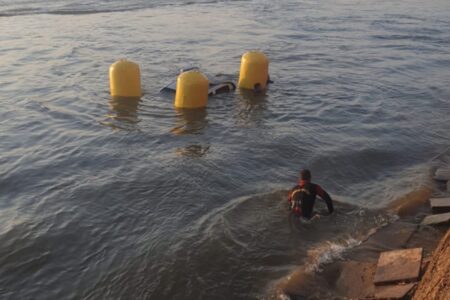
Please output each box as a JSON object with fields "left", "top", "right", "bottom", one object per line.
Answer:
{"left": 274, "top": 147, "right": 450, "bottom": 299}
{"left": 275, "top": 182, "right": 449, "bottom": 299}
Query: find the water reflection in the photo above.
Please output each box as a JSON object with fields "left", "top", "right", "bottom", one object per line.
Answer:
{"left": 176, "top": 143, "right": 210, "bottom": 157}
{"left": 101, "top": 96, "right": 141, "bottom": 130}
{"left": 171, "top": 107, "right": 208, "bottom": 135}
{"left": 109, "top": 96, "right": 140, "bottom": 122}
{"left": 100, "top": 97, "right": 141, "bottom": 130}
{"left": 235, "top": 89, "right": 268, "bottom": 126}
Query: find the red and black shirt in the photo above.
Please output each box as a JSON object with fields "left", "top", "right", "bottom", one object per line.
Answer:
{"left": 288, "top": 179, "right": 334, "bottom": 218}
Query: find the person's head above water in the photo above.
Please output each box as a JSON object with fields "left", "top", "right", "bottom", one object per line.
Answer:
{"left": 300, "top": 169, "right": 311, "bottom": 181}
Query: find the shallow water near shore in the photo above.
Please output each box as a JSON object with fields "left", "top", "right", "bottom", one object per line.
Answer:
{"left": 1, "top": 0, "right": 450, "bottom": 299}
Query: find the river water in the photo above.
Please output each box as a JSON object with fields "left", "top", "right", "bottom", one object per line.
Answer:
{"left": 0, "top": 0, "right": 449, "bottom": 299}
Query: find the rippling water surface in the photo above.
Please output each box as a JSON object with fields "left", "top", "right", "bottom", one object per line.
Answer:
{"left": 1, "top": 0, "right": 449, "bottom": 299}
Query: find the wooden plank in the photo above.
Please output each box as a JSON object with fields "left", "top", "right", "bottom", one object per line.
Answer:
{"left": 421, "top": 212, "right": 450, "bottom": 226}
{"left": 373, "top": 248, "right": 422, "bottom": 285}
{"left": 375, "top": 283, "right": 415, "bottom": 299}
{"left": 430, "top": 198, "right": 450, "bottom": 214}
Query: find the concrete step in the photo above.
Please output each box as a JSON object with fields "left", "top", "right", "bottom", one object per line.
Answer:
{"left": 434, "top": 168, "right": 450, "bottom": 182}
{"left": 421, "top": 212, "right": 450, "bottom": 226}
{"left": 430, "top": 198, "right": 450, "bottom": 214}
{"left": 373, "top": 248, "right": 423, "bottom": 285}
{"left": 374, "top": 283, "right": 415, "bottom": 299}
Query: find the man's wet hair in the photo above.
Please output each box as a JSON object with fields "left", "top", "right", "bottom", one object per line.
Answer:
{"left": 300, "top": 169, "right": 311, "bottom": 180}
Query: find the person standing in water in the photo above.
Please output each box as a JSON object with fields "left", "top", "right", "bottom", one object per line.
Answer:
{"left": 288, "top": 169, "right": 334, "bottom": 218}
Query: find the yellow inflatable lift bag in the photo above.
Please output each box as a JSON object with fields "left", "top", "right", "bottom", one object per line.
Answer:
{"left": 109, "top": 59, "right": 141, "bottom": 97}
{"left": 238, "top": 51, "right": 269, "bottom": 90}
{"left": 174, "top": 70, "right": 209, "bottom": 109}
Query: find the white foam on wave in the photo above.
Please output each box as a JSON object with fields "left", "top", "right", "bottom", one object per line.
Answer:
{"left": 301, "top": 210, "right": 400, "bottom": 274}
{"left": 271, "top": 230, "right": 379, "bottom": 299}
{"left": 303, "top": 236, "right": 362, "bottom": 272}
{"left": 278, "top": 293, "right": 291, "bottom": 300}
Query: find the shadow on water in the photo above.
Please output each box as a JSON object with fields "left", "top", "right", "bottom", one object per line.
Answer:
{"left": 171, "top": 107, "right": 208, "bottom": 135}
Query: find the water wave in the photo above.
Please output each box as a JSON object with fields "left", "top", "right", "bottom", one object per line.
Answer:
{"left": 1, "top": 0, "right": 449, "bottom": 299}
{"left": 0, "top": 0, "right": 245, "bottom": 17}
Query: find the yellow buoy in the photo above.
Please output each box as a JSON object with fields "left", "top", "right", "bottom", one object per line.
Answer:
{"left": 174, "top": 70, "right": 209, "bottom": 109}
{"left": 109, "top": 59, "right": 141, "bottom": 97}
{"left": 238, "top": 51, "right": 269, "bottom": 90}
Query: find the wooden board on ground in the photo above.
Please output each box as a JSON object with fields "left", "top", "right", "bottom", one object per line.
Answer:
{"left": 421, "top": 212, "right": 450, "bottom": 226}
{"left": 373, "top": 248, "right": 422, "bottom": 285}
{"left": 430, "top": 198, "right": 450, "bottom": 214}
{"left": 375, "top": 283, "right": 415, "bottom": 299}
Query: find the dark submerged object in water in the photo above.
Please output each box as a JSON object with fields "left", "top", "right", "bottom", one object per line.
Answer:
{"left": 160, "top": 67, "right": 236, "bottom": 96}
